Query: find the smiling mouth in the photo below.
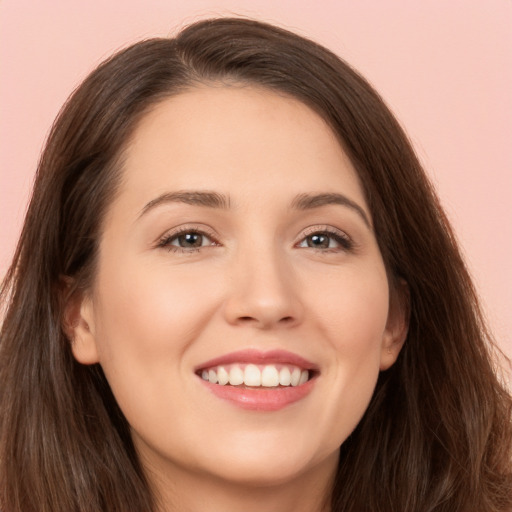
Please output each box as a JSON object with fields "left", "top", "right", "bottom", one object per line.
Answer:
{"left": 196, "top": 351, "right": 318, "bottom": 410}
{"left": 197, "top": 363, "right": 312, "bottom": 388}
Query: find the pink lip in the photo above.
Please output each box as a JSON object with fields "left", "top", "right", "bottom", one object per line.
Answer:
{"left": 200, "top": 378, "right": 316, "bottom": 411}
{"left": 195, "top": 349, "right": 318, "bottom": 372}
{"left": 195, "top": 349, "right": 319, "bottom": 411}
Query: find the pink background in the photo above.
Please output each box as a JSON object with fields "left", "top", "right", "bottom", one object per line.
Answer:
{"left": 1, "top": 1, "right": 511, "bottom": 358}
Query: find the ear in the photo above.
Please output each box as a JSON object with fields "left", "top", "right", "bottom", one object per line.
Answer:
{"left": 380, "top": 279, "right": 409, "bottom": 371}
{"left": 61, "top": 279, "right": 100, "bottom": 365}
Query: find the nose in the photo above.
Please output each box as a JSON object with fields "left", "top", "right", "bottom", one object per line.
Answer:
{"left": 222, "top": 245, "right": 304, "bottom": 329}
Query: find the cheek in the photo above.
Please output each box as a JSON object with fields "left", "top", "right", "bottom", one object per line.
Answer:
{"left": 93, "top": 256, "right": 221, "bottom": 353}
{"left": 305, "top": 261, "right": 390, "bottom": 350}
{"left": 89, "top": 256, "right": 224, "bottom": 414}
{"left": 329, "top": 271, "right": 388, "bottom": 383}
{"left": 88, "top": 259, "right": 231, "bottom": 463}
{"left": 301, "top": 263, "right": 389, "bottom": 440}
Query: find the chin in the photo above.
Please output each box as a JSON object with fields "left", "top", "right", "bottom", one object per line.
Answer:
{"left": 192, "top": 434, "right": 337, "bottom": 488}
{"left": 202, "top": 455, "right": 318, "bottom": 488}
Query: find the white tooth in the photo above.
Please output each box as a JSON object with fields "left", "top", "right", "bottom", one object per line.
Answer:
{"left": 229, "top": 365, "right": 244, "bottom": 386}
{"left": 244, "top": 364, "right": 261, "bottom": 386}
{"left": 261, "top": 365, "right": 279, "bottom": 387}
{"left": 290, "top": 367, "right": 301, "bottom": 386}
{"left": 217, "top": 366, "right": 229, "bottom": 385}
{"left": 279, "top": 367, "right": 291, "bottom": 386}
{"left": 201, "top": 370, "right": 209, "bottom": 381}
{"left": 208, "top": 369, "right": 218, "bottom": 384}
{"left": 299, "top": 370, "right": 309, "bottom": 385}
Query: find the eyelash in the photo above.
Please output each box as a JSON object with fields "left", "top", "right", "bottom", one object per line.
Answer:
{"left": 156, "top": 225, "right": 354, "bottom": 254}
{"left": 157, "top": 226, "right": 219, "bottom": 253}
{"left": 297, "top": 226, "right": 354, "bottom": 252}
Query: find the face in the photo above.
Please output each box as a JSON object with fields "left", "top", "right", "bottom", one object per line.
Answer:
{"left": 70, "top": 85, "right": 406, "bottom": 490}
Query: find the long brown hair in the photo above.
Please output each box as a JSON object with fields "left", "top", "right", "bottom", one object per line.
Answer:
{"left": 1, "top": 17, "right": 511, "bottom": 512}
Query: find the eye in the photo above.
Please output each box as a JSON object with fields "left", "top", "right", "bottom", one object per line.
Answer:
{"left": 172, "top": 232, "right": 208, "bottom": 248}
{"left": 297, "top": 229, "right": 353, "bottom": 251}
{"left": 157, "top": 228, "right": 218, "bottom": 252}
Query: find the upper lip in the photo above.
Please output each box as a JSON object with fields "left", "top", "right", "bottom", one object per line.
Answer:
{"left": 195, "top": 349, "right": 319, "bottom": 372}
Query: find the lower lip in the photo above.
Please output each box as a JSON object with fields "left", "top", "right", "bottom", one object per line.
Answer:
{"left": 199, "top": 377, "right": 316, "bottom": 411}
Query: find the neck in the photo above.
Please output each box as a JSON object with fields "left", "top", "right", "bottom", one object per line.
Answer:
{"left": 145, "top": 453, "right": 337, "bottom": 512}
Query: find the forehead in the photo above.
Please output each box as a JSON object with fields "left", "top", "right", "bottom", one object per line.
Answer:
{"left": 116, "top": 85, "right": 366, "bottom": 213}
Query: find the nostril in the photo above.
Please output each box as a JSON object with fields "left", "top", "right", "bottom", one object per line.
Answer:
{"left": 235, "top": 315, "right": 295, "bottom": 327}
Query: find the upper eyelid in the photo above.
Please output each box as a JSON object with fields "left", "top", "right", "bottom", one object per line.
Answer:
{"left": 156, "top": 224, "right": 220, "bottom": 246}
{"left": 297, "top": 225, "right": 351, "bottom": 240}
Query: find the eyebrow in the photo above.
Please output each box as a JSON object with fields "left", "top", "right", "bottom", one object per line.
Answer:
{"left": 291, "top": 193, "right": 371, "bottom": 227}
{"left": 139, "top": 191, "right": 230, "bottom": 218}
{"left": 138, "top": 190, "right": 370, "bottom": 227}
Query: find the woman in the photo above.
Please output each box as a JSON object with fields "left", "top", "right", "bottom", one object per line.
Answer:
{"left": 0, "top": 17, "right": 510, "bottom": 512}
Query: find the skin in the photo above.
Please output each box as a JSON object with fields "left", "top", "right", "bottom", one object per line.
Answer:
{"left": 69, "top": 85, "right": 407, "bottom": 512}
